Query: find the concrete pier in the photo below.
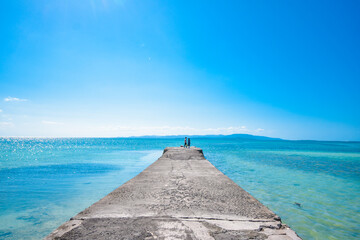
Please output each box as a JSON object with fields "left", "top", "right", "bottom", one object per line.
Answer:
{"left": 46, "top": 147, "right": 301, "bottom": 240}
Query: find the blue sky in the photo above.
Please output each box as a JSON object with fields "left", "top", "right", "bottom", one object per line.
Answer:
{"left": 0, "top": 0, "right": 359, "bottom": 140}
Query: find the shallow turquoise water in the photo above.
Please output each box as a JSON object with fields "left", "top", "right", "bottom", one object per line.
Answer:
{"left": 0, "top": 138, "right": 359, "bottom": 239}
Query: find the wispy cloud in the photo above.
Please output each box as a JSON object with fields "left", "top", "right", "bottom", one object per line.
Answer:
{"left": 41, "top": 120, "right": 64, "bottom": 125}
{"left": 0, "top": 109, "right": 2, "bottom": 113}
{"left": 256, "top": 128, "right": 264, "bottom": 132}
{"left": 4, "top": 97, "right": 28, "bottom": 102}
{"left": 203, "top": 126, "right": 250, "bottom": 134}
{"left": 0, "top": 121, "right": 14, "bottom": 128}
{"left": 98, "top": 125, "right": 265, "bottom": 137}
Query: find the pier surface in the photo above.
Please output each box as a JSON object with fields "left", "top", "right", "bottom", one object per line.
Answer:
{"left": 46, "top": 147, "right": 301, "bottom": 240}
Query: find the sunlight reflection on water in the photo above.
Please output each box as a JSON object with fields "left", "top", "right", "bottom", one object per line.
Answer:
{"left": 0, "top": 138, "right": 359, "bottom": 240}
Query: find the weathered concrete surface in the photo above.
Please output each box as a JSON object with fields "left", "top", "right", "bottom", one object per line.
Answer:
{"left": 45, "top": 147, "right": 301, "bottom": 240}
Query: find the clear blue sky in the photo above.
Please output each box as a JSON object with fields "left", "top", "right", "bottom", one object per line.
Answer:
{"left": 0, "top": 0, "right": 359, "bottom": 140}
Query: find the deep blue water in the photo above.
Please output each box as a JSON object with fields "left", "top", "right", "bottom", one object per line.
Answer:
{"left": 0, "top": 138, "right": 359, "bottom": 239}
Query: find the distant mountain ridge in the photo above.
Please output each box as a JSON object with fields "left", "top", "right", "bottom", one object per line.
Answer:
{"left": 128, "top": 134, "right": 282, "bottom": 141}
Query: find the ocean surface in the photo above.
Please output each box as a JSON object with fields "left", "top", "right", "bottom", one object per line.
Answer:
{"left": 0, "top": 137, "right": 359, "bottom": 240}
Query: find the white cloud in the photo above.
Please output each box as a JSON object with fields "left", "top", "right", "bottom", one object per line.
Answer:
{"left": 203, "top": 126, "right": 249, "bottom": 134}
{"left": 41, "top": 120, "right": 64, "bottom": 125}
{"left": 97, "top": 125, "right": 264, "bottom": 137}
{"left": 0, "top": 121, "right": 14, "bottom": 128}
{"left": 4, "top": 97, "right": 28, "bottom": 102}
{"left": 0, "top": 109, "right": 2, "bottom": 113}
{"left": 256, "top": 128, "right": 265, "bottom": 132}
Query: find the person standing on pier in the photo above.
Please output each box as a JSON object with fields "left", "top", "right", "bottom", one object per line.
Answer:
{"left": 188, "top": 138, "right": 191, "bottom": 148}
{"left": 184, "top": 137, "right": 187, "bottom": 148}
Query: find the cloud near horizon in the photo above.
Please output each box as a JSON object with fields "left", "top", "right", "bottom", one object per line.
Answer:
{"left": 4, "top": 97, "right": 28, "bottom": 102}
{"left": 41, "top": 120, "right": 64, "bottom": 125}
{"left": 0, "top": 122, "right": 14, "bottom": 128}
{"left": 98, "top": 125, "right": 263, "bottom": 137}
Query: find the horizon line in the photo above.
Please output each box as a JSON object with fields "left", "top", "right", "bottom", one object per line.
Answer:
{"left": 0, "top": 134, "right": 358, "bottom": 142}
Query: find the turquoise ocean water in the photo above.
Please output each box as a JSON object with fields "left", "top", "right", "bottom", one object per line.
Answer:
{"left": 0, "top": 137, "right": 359, "bottom": 239}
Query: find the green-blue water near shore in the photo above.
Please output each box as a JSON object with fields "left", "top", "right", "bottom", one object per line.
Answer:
{"left": 0, "top": 138, "right": 359, "bottom": 240}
